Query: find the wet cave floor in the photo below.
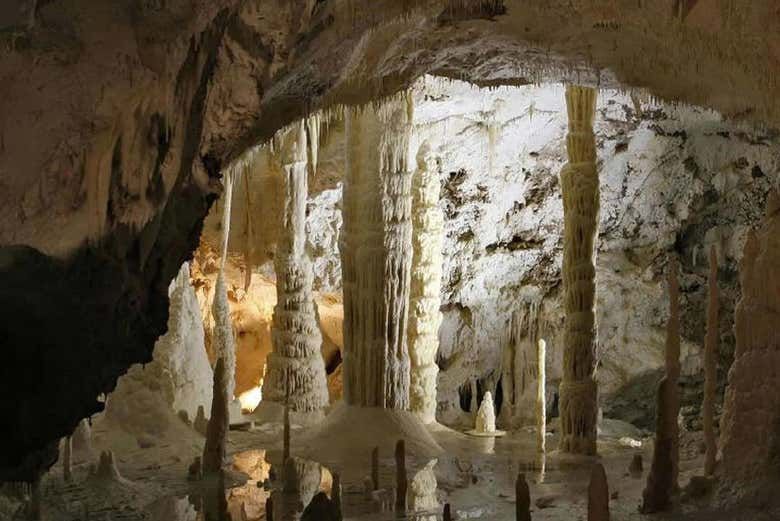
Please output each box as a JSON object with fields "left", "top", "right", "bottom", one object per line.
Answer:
{"left": 7, "top": 415, "right": 780, "bottom": 521}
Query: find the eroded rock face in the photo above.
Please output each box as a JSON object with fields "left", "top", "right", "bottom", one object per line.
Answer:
{"left": 719, "top": 192, "right": 780, "bottom": 492}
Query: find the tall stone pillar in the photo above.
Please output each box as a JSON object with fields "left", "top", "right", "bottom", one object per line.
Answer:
{"left": 261, "top": 121, "right": 329, "bottom": 415}
{"left": 558, "top": 85, "right": 600, "bottom": 455}
{"left": 408, "top": 142, "right": 444, "bottom": 423}
{"left": 341, "top": 94, "right": 414, "bottom": 409}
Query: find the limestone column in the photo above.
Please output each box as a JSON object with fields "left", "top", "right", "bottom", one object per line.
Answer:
{"left": 408, "top": 142, "right": 444, "bottom": 424}
{"left": 702, "top": 246, "right": 718, "bottom": 476}
{"left": 558, "top": 85, "right": 600, "bottom": 455}
{"left": 262, "top": 121, "right": 329, "bottom": 415}
{"left": 341, "top": 94, "right": 414, "bottom": 409}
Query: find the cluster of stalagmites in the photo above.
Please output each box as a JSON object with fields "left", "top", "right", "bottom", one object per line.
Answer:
{"left": 262, "top": 121, "right": 329, "bottom": 415}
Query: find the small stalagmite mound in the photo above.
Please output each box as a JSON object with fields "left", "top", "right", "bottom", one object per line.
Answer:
{"left": 588, "top": 463, "right": 609, "bottom": 521}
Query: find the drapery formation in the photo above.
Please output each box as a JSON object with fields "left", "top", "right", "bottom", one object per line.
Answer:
{"left": 558, "top": 85, "right": 600, "bottom": 455}
{"left": 341, "top": 95, "right": 414, "bottom": 409}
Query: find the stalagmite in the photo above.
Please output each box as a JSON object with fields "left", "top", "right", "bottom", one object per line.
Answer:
{"left": 202, "top": 358, "right": 229, "bottom": 475}
{"left": 212, "top": 273, "right": 236, "bottom": 402}
{"left": 371, "top": 447, "right": 379, "bottom": 491}
{"left": 475, "top": 391, "right": 497, "bottom": 433}
{"left": 341, "top": 94, "right": 414, "bottom": 408}
{"left": 629, "top": 454, "right": 643, "bottom": 476}
{"left": 62, "top": 436, "right": 72, "bottom": 482}
{"left": 408, "top": 141, "right": 444, "bottom": 424}
{"left": 642, "top": 257, "right": 681, "bottom": 512}
{"left": 516, "top": 473, "right": 531, "bottom": 521}
{"left": 283, "top": 402, "right": 290, "bottom": 463}
{"left": 266, "top": 497, "right": 274, "bottom": 521}
{"left": 536, "top": 338, "right": 547, "bottom": 453}
{"left": 95, "top": 450, "right": 122, "bottom": 480}
{"left": 219, "top": 170, "right": 234, "bottom": 271}
{"left": 720, "top": 191, "right": 780, "bottom": 483}
{"left": 261, "top": 121, "right": 329, "bottom": 416}
{"left": 703, "top": 245, "right": 718, "bottom": 476}
{"left": 331, "top": 471, "right": 342, "bottom": 518}
{"left": 395, "top": 439, "right": 408, "bottom": 513}
{"left": 443, "top": 503, "right": 452, "bottom": 521}
{"left": 29, "top": 478, "right": 41, "bottom": 521}
{"left": 588, "top": 463, "right": 609, "bottom": 521}
{"left": 558, "top": 85, "right": 600, "bottom": 455}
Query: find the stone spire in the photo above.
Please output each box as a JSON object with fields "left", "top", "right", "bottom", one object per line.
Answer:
{"left": 703, "top": 245, "right": 718, "bottom": 476}
{"left": 408, "top": 141, "right": 444, "bottom": 424}
{"left": 341, "top": 94, "right": 414, "bottom": 409}
{"left": 558, "top": 85, "right": 600, "bottom": 455}
{"left": 261, "top": 121, "right": 329, "bottom": 415}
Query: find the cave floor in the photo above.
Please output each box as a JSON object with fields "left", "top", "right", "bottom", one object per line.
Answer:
{"left": 6, "top": 416, "right": 779, "bottom": 520}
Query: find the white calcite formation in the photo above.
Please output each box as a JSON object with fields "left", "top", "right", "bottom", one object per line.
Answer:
{"left": 212, "top": 270, "right": 236, "bottom": 402}
{"left": 475, "top": 392, "right": 496, "bottom": 433}
{"left": 104, "top": 263, "right": 213, "bottom": 436}
{"left": 703, "top": 246, "right": 718, "bottom": 476}
{"left": 408, "top": 141, "right": 444, "bottom": 424}
{"left": 558, "top": 85, "right": 600, "bottom": 455}
{"left": 341, "top": 94, "right": 414, "bottom": 408}
{"left": 720, "top": 191, "right": 780, "bottom": 487}
{"left": 505, "top": 302, "right": 544, "bottom": 427}
{"left": 536, "top": 338, "right": 547, "bottom": 453}
{"left": 261, "top": 121, "right": 329, "bottom": 415}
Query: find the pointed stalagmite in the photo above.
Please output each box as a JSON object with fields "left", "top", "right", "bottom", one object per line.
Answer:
{"left": 371, "top": 447, "right": 379, "bottom": 491}
{"left": 475, "top": 391, "right": 497, "bottom": 433}
{"left": 341, "top": 94, "right": 414, "bottom": 408}
{"left": 536, "top": 338, "right": 547, "bottom": 453}
{"left": 202, "top": 358, "right": 229, "bottom": 475}
{"left": 62, "top": 436, "right": 72, "bottom": 482}
{"left": 443, "top": 503, "right": 452, "bottom": 521}
{"left": 558, "top": 85, "right": 600, "bottom": 455}
{"left": 332, "top": 471, "right": 342, "bottom": 519}
{"left": 516, "top": 472, "right": 531, "bottom": 521}
{"left": 261, "top": 121, "right": 329, "bottom": 415}
{"left": 283, "top": 401, "right": 290, "bottom": 464}
{"left": 588, "top": 463, "right": 609, "bottom": 521}
{"left": 266, "top": 496, "right": 274, "bottom": 521}
{"left": 212, "top": 272, "right": 236, "bottom": 401}
{"left": 408, "top": 141, "right": 444, "bottom": 424}
{"left": 395, "top": 439, "right": 408, "bottom": 513}
{"left": 703, "top": 245, "right": 718, "bottom": 476}
{"left": 642, "top": 257, "right": 681, "bottom": 512}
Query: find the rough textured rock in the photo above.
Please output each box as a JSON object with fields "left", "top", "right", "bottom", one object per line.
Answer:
{"left": 341, "top": 95, "right": 414, "bottom": 409}
{"left": 559, "top": 85, "right": 600, "bottom": 455}
{"left": 719, "top": 191, "right": 780, "bottom": 490}
{"left": 212, "top": 271, "right": 237, "bottom": 401}
{"left": 408, "top": 141, "right": 444, "bottom": 424}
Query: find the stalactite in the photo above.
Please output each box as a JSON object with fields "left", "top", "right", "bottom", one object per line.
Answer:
{"left": 261, "top": 121, "right": 329, "bottom": 414}
{"left": 341, "top": 93, "right": 414, "bottom": 409}
{"left": 243, "top": 168, "right": 254, "bottom": 292}
{"left": 212, "top": 271, "right": 236, "bottom": 401}
{"left": 536, "top": 338, "right": 547, "bottom": 454}
{"left": 512, "top": 301, "right": 543, "bottom": 426}
{"left": 703, "top": 246, "right": 718, "bottom": 476}
{"left": 306, "top": 113, "right": 321, "bottom": 176}
{"left": 202, "top": 358, "right": 229, "bottom": 475}
{"left": 408, "top": 141, "right": 444, "bottom": 424}
{"left": 559, "top": 85, "right": 600, "bottom": 455}
{"left": 219, "top": 169, "right": 234, "bottom": 270}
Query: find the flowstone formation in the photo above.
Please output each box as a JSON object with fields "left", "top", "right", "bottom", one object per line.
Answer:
{"left": 703, "top": 245, "right": 719, "bottom": 476}
{"left": 260, "top": 121, "right": 329, "bottom": 418}
{"left": 558, "top": 85, "right": 600, "bottom": 455}
{"left": 475, "top": 392, "right": 497, "bottom": 433}
{"left": 720, "top": 191, "right": 780, "bottom": 489}
{"left": 408, "top": 141, "right": 444, "bottom": 424}
{"left": 341, "top": 94, "right": 414, "bottom": 408}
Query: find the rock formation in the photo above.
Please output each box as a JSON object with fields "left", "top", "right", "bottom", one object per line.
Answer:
{"left": 371, "top": 447, "right": 379, "bottom": 491}
{"left": 409, "top": 460, "right": 438, "bottom": 517}
{"left": 283, "top": 403, "right": 290, "bottom": 463}
{"left": 202, "top": 358, "right": 229, "bottom": 475}
{"left": 558, "top": 85, "right": 600, "bottom": 455}
{"left": 301, "top": 492, "right": 340, "bottom": 521}
{"left": 536, "top": 338, "right": 547, "bottom": 453}
{"left": 408, "top": 141, "right": 444, "bottom": 424}
{"left": 720, "top": 191, "right": 780, "bottom": 487}
{"left": 516, "top": 472, "right": 531, "bottom": 521}
{"left": 641, "top": 257, "right": 681, "bottom": 512}
{"left": 443, "top": 503, "right": 452, "bottom": 521}
{"left": 194, "top": 406, "right": 209, "bottom": 437}
{"left": 702, "top": 245, "right": 718, "bottom": 476}
{"left": 94, "top": 450, "right": 122, "bottom": 481}
{"left": 395, "top": 439, "right": 408, "bottom": 513}
{"left": 629, "top": 454, "right": 643, "bottom": 477}
{"left": 331, "top": 471, "right": 342, "bottom": 519}
{"left": 341, "top": 94, "right": 414, "bottom": 408}
{"left": 588, "top": 463, "right": 609, "bottom": 521}
{"left": 212, "top": 272, "right": 236, "bottom": 402}
{"left": 475, "top": 392, "right": 497, "bottom": 433}
{"left": 62, "top": 437, "right": 72, "bottom": 482}
{"left": 261, "top": 121, "right": 329, "bottom": 416}
{"left": 506, "top": 302, "right": 543, "bottom": 427}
